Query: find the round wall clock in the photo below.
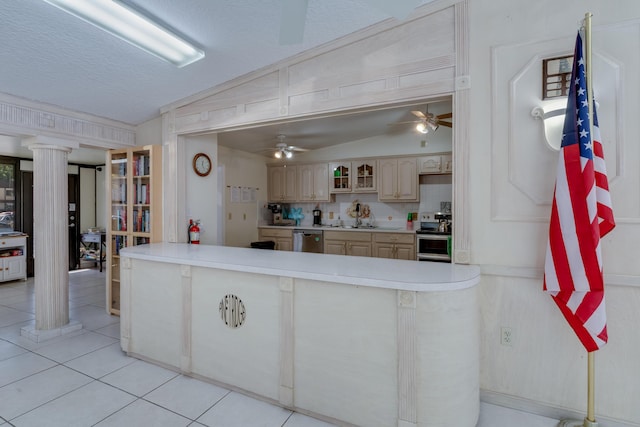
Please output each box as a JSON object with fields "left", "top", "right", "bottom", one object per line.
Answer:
{"left": 193, "top": 152, "right": 212, "bottom": 177}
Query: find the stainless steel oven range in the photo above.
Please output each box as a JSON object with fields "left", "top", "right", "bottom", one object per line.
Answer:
{"left": 416, "top": 212, "right": 452, "bottom": 262}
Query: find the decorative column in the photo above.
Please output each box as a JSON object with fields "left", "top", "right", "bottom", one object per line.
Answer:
{"left": 21, "top": 136, "right": 82, "bottom": 342}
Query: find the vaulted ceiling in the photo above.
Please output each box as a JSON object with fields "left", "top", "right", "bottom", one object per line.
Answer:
{"left": 0, "top": 1, "right": 441, "bottom": 163}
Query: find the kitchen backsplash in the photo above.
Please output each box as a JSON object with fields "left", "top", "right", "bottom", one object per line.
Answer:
{"left": 260, "top": 176, "right": 452, "bottom": 228}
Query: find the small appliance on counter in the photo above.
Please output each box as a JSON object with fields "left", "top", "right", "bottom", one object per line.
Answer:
{"left": 266, "top": 203, "right": 295, "bottom": 226}
{"left": 268, "top": 203, "right": 283, "bottom": 223}
{"left": 313, "top": 207, "right": 322, "bottom": 226}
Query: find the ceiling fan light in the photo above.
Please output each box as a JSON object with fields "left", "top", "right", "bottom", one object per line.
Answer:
{"left": 285, "top": 150, "right": 293, "bottom": 159}
{"left": 274, "top": 151, "right": 282, "bottom": 159}
{"left": 416, "top": 122, "right": 428, "bottom": 134}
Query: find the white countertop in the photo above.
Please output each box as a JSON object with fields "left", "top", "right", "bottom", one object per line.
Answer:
{"left": 120, "top": 243, "right": 480, "bottom": 292}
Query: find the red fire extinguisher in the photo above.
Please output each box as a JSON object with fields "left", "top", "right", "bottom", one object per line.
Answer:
{"left": 189, "top": 219, "right": 201, "bottom": 244}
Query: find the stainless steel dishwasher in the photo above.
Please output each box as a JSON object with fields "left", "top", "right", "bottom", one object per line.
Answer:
{"left": 293, "top": 229, "right": 323, "bottom": 253}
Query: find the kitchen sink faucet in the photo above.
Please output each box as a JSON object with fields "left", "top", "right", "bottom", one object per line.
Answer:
{"left": 355, "top": 203, "right": 362, "bottom": 227}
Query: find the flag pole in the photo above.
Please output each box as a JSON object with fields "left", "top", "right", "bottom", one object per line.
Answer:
{"left": 583, "top": 11, "right": 597, "bottom": 427}
{"left": 559, "top": 14, "right": 599, "bottom": 427}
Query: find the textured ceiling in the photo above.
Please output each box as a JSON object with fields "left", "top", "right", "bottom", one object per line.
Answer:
{"left": 0, "top": 0, "right": 433, "bottom": 126}
{"left": 0, "top": 1, "right": 446, "bottom": 164}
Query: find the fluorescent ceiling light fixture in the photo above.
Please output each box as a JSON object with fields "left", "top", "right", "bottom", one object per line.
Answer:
{"left": 43, "top": 0, "right": 204, "bottom": 67}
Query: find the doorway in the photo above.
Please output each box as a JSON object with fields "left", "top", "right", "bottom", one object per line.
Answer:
{"left": 20, "top": 171, "right": 80, "bottom": 275}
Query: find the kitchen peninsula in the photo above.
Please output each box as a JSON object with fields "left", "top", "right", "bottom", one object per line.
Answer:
{"left": 119, "top": 243, "right": 481, "bottom": 427}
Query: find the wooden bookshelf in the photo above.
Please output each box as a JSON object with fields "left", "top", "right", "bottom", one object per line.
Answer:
{"left": 106, "top": 145, "right": 162, "bottom": 315}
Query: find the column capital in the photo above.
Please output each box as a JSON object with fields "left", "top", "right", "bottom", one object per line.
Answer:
{"left": 23, "top": 136, "right": 78, "bottom": 152}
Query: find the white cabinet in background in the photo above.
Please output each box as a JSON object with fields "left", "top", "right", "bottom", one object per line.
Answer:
{"left": 268, "top": 165, "right": 297, "bottom": 202}
{"left": 258, "top": 228, "right": 293, "bottom": 251}
{"left": 352, "top": 159, "right": 377, "bottom": 192}
{"left": 378, "top": 157, "right": 418, "bottom": 202}
{"left": 0, "top": 235, "right": 27, "bottom": 282}
{"left": 323, "top": 231, "right": 371, "bottom": 257}
{"left": 298, "top": 163, "right": 330, "bottom": 202}
{"left": 330, "top": 160, "right": 377, "bottom": 193}
{"left": 329, "top": 162, "right": 352, "bottom": 193}
{"left": 418, "top": 153, "right": 452, "bottom": 174}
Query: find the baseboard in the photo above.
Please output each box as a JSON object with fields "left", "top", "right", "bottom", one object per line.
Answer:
{"left": 480, "top": 390, "right": 639, "bottom": 427}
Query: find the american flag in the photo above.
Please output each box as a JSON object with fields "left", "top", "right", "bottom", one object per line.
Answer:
{"left": 543, "top": 32, "right": 615, "bottom": 352}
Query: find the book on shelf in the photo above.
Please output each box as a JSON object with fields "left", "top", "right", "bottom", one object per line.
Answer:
{"left": 134, "top": 154, "right": 149, "bottom": 176}
{"left": 141, "top": 184, "right": 147, "bottom": 204}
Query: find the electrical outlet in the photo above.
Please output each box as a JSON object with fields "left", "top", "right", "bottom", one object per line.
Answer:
{"left": 501, "top": 327, "right": 513, "bottom": 346}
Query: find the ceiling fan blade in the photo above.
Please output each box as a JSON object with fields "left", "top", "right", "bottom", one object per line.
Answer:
{"left": 437, "top": 112, "right": 453, "bottom": 120}
{"left": 438, "top": 121, "right": 452, "bottom": 128}
{"left": 388, "top": 120, "right": 421, "bottom": 126}
{"left": 410, "top": 110, "right": 426, "bottom": 119}
{"left": 290, "top": 146, "right": 310, "bottom": 152}
{"left": 279, "top": 0, "right": 309, "bottom": 45}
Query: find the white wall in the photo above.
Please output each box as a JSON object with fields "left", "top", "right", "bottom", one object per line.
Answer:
{"left": 135, "top": 116, "right": 162, "bottom": 146}
{"left": 160, "top": 0, "right": 640, "bottom": 423}
{"left": 470, "top": 1, "right": 640, "bottom": 424}
{"left": 184, "top": 135, "right": 218, "bottom": 245}
{"left": 218, "top": 146, "right": 268, "bottom": 247}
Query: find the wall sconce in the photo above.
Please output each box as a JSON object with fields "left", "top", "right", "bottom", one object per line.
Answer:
{"left": 531, "top": 100, "right": 567, "bottom": 151}
{"left": 532, "top": 100, "right": 600, "bottom": 151}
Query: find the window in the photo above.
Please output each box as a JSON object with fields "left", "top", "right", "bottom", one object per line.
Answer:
{"left": 542, "top": 55, "right": 573, "bottom": 99}
{"left": 0, "top": 159, "right": 17, "bottom": 232}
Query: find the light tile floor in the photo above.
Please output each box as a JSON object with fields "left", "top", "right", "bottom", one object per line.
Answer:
{"left": 0, "top": 268, "right": 560, "bottom": 427}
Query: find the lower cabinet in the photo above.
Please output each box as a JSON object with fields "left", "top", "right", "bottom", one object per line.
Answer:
{"left": 0, "top": 235, "right": 27, "bottom": 282}
{"left": 324, "top": 231, "right": 371, "bottom": 257}
{"left": 258, "top": 228, "right": 293, "bottom": 251}
{"left": 372, "top": 233, "right": 416, "bottom": 260}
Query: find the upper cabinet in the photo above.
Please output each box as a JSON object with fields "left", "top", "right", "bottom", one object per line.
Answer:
{"left": 378, "top": 157, "right": 418, "bottom": 202}
{"left": 298, "top": 163, "right": 330, "bottom": 202}
{"left": 329, "top": 162, "right": 351, "bottom": 193}
{"left": 330, "top": 159, "right": 377, "bottom": 193}
{"left": 352, "top": 159, "right": 377, "bottom": 192}
{"left": 418, "top": 154, "right": 452, "bottom": 174}
{"left": 268, "top": 165, "right": 297, "bottom": 202}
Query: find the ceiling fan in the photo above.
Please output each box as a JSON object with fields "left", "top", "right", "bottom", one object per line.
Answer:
{"left": 266, "top": 135, "right": 309, "bottom": 159}
{"left": 390, "top": 107, "right": 453, "bottom": 134}
{"left": 279, "top": 0, "right": 422, "bottom": 45}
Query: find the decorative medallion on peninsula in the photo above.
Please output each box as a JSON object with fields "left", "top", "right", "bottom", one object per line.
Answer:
{"left": 219, "top": 294, "right": 246, "bottom": 328}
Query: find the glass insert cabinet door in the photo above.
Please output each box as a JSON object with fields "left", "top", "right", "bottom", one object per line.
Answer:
{"left": 353, "top": 159, "right": 377, "bottom": 192}
{"left": 330, "top": 162, "right": 351, "bottom": 193}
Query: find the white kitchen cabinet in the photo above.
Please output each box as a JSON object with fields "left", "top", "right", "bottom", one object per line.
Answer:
{"left": 0, "top": 235, "right": 27, "bottom": 282}
{"left": 323, "top": 230, "right": 371, "bottom": 257}
{"left": 258, "top": 228, "right": 293, "bottom": 251}
{"left": 441, "top": 154, "right": 453, "bottom": 173}
{"left": 268, "top": 165, "right": 297, "bottom": 202}
{"left": 378, "top": 157, "right": 418, "bottom": 202}
{"left": 298, "top": 163, "right": 330, "bottom": 202}
{"left": 418, "top": 153, "right": 452, "bottom": 174}
{"left": 352, "top": 159, "right": 377, "bottom": 192}
{"left": 372, "top": 233, "right": 415, "bottom": 260}
{"left": 329, "top": 162, "right": 352, "bottom": 193}
{"left": 330, "top": 160, "right": 377, "bottom": 193}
